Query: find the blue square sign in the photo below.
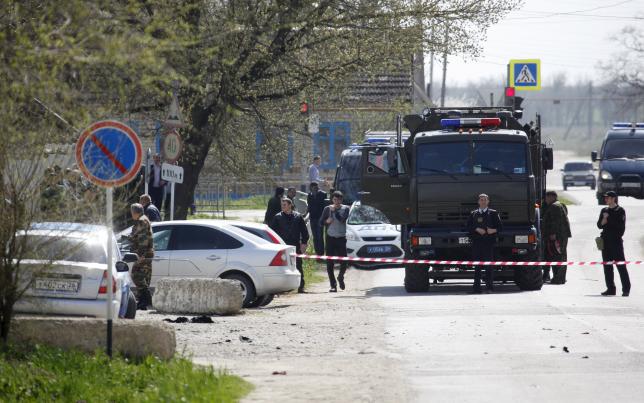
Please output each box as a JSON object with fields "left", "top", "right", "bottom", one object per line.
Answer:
{"left": 509, "top": 59, "right": 541, "bottom": 91}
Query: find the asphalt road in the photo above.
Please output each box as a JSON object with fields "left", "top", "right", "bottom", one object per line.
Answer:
{"left": 363, "top": 153, "right": 644, "bottom": 402}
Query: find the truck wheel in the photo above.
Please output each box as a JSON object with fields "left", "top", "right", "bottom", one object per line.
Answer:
{"left": 404, "top": 265, "right": 429, "bottom": 293}
{"left": 514, "top": 268, "right": 543, "bottom": 291}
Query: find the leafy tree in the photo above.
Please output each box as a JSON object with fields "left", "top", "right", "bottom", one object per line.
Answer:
{"left": 601, "top": 26, "right": 644, "bottom": 113}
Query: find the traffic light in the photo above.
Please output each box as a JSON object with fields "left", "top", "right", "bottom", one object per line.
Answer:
{"left": 299, "top": 101, "right": 309, "bottom": 114}
{"left": 504, "top": 86, "right": 515, "bottom": 107}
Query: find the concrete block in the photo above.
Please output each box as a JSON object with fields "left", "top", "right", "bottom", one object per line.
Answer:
{"left": 10, "top": 317, "right": 176, "bottom": 359}
{"left": 152, "top": 278, "right": 243, "bottom": 315}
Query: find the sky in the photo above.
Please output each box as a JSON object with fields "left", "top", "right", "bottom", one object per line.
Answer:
{"left": 435, "top": 0, "right": 644, "bottom": 87}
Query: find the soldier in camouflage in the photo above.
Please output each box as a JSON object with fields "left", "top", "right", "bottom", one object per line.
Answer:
{"left": 542, "top": 191, "right": 571, "bottom": 284}
{"left": 128, "top": 203, "right": 154, "bottom": 310}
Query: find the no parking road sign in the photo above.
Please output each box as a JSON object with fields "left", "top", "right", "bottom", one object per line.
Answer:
{"left": 75, "top": 120, "right": 143, "bottom": 188}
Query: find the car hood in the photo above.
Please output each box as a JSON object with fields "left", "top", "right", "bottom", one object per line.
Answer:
{"left": 600, "top": 159, "right": 644, "bottom": 176}
{"left": 348, "top": 224, "right": 399, "bottom": 237}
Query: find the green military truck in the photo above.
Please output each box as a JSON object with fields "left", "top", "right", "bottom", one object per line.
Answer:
{"left": 358, "top": 107, "right": 553, "bottom": 292}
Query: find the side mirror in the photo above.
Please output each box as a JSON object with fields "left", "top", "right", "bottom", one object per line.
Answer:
{"left": 542, "top": 148, "right": 554, "bottom": 171}
{"left": 591, "top": 151, "right": 598, "bottom": 161}
{"left": 122, "top": 252, "right": 138, "bottom": 263}
{"left": 115, "top": 261, "right": 130, "bottom": 272}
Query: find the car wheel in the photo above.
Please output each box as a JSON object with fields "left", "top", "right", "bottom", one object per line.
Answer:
{"left": 222, "top": 273, "right": 256, "bottom": 308}
{"left": 124, "top": 290, "right": 137, "bottom": 319}
{"left": 246, "top": 294, "right": 274, "bottom": 308}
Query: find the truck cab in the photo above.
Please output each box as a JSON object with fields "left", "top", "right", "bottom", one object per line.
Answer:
{"left": 592, "top": 122, "right": 644, "bottom": 204}
{"left": 359, "top": 107, "right": 553, "bottom": 292}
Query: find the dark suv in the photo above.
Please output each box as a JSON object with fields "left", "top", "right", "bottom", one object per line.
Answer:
{"left": 592, "top": 122, "right": 644, "bottom": 204}
{"left": 561, "top": 161, "right": 595, "bottom": 190}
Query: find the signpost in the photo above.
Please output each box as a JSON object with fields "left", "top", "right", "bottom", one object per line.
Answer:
{"left": 161, "top": 162, "right": 183, "bottom": 220}
{"left": 75, "top": 120, "right": 142, "bottom": 357}
{"left": 508, "top": 59, "right": 541, "bottom": 91}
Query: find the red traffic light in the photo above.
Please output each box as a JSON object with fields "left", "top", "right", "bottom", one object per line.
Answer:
{"left": 299, "top": 101, "right": 309, "bottom": 114}
{"left": 505, "top": 87, "right": 516, "bottom": 97}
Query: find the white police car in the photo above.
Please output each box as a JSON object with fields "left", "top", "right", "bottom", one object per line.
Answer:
{"left": 345, "top": 202, "right": 403, "bottom": 269}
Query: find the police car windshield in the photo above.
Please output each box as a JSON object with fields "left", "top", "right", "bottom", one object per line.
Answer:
{"left": 348, "top": 204, "right": 390, "bottom": 225}
{"left": 416, "top": 141, "right": 527, "bottom": 175}
{"left": 604, "top": 139, "right": 644, "bottom": 159}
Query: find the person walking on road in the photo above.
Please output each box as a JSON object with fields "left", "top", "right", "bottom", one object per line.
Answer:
{"left": 286, "top": 187, "right": 298, "bottom": 211}
{"left": 127, "top": 203, "right": 155, "bottom": 310}
{"left": 542, "top": 190, "right": 571, "bottom": 284}
{"left": 306, "top": 182, "right": 328, "bottom": 255}
{"left": 269, "top": 197, "right": 309, "bottom": 293}
{"left": 148, "top": 154, "right": 166, "bottom": 209}
{"left": 467, "top": 193, "right": 502, "bottom": 294}
{"left": 139, "top": 194, "right": 161, "bottom": 222}
{"left": 597, "top": 191, "right": 630, "bottom": 296}
{"left": 320, "top": 191, "right": 350, "bottom": 292}
{"left": 264, "top": 187, "right": 284, "bottom": 226}
{"left": 308, "top": 155, "right": 327, "bottom": 186}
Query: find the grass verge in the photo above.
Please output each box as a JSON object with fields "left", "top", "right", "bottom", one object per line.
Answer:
{"left": 303, "top": 243, "right": 325, "bottom": 288}
{"left": 0, "top": 345, "right": 252, "bottom": 402}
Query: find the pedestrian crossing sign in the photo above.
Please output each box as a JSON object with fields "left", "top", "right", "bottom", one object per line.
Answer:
{"left": 509, "top": 59, "right": 541, "bottom": 91}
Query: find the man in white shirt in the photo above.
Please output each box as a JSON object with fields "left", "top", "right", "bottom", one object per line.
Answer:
{"left": 308, "top": 155, "right": 326, "bottom": 185}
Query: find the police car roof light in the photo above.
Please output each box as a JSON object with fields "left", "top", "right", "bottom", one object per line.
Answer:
{"left": 440, "top": 118, "right": 501, "bottom": 129}
{"left": 612, "top": 122, "right": 644, "bottom": 129}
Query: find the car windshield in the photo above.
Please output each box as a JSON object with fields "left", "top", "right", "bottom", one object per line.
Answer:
{"left": 603, "top": 139, "right": 644, "bottom": 159}
{"left": 348, "top": 204, "right": 390, "bottom": 225}
{"left": 564, "top": 162, "right": 592, "bottom": 171}
{"left": 21, "top": 236, "right": 106, "bottom": 264}
{"left": 416, "top": 141, "right": 527, "bottom": 175}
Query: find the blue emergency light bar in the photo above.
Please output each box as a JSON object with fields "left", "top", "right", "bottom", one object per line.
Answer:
{"left": 612, "top": 122, "right": 644, "bottom": 129}
{"left": 440, "top": 118, "right": 501, "bottom": 129}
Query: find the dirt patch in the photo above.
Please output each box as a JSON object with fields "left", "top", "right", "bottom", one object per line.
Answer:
{"left": 137, "top": 267, "right": 409, "bottom": 402}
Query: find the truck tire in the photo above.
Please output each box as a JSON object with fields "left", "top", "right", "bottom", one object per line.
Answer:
{"left": 514, "top": 267, "right": 543, "bottom": 291}
{"left": 404, "top": 265, "right": 429, "bottom": 293}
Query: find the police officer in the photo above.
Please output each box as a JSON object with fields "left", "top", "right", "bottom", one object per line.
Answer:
{"left": 467, "top": 193, "right": 502, "bottom": 293}
{"left": 597, "top": 191, "right": 630, "bottom": 296}
{"left": 269, "top": 197, "right": 309, "bottom": 293}
{"left": 542, "top": 190, "right": 571, "bottom": 284}
{"left": 127, "top": 203, "right": 155, "bottom": 309}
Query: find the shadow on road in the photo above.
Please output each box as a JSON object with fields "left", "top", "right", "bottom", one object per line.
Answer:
{"left": 364, "top": 282, "right": 523, "bottom": 297}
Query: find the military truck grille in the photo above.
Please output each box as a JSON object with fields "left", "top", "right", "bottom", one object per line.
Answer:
{"left": 362, "top": 236, "right": 397, "bottom": 241}
{"left": 420, "top": 206, "right": 509, "bottom": 222}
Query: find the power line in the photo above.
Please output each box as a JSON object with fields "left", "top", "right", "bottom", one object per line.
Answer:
{"left": 507, "top": 0, "right": 641, "bottom": 21}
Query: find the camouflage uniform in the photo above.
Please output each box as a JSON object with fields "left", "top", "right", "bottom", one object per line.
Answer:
{"left": 128, "top": 215, "right": 154, "bottom": 308}
{"left": 542, "top": 201, "right": 571, "bottom": 284}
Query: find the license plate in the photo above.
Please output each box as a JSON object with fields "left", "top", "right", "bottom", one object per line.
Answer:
{"left": 367, "top": 246, "right": 391, "bottom": 254}
{"left": 33, "top": 278, "right": 80, "bottom": 293}
{"left": 458, "top": 237, "right": 470, "bottom": 244}
{"left": 621, "top": 182, "right": 640, "bottom": 188}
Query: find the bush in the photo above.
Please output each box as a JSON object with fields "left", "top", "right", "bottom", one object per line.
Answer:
{"left": 0, "top": 345, "right": 252, "bottom": 402}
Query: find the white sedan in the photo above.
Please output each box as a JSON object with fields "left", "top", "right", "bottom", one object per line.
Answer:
{"left": 14, "top": 222, "right": 136, "bottom": 319}
{"left": 345, "top": 202, "right": 404, "bottom": 269}
{"left": 118, "top": 220, "right": 300, "bottom": 307}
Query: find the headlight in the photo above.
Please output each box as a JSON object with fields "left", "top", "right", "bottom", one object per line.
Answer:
{"left": 345, "top": 230, "right": 360, "bottom": 241}
{"left": 600, "top": 170, "right": 613, "bottom": 180}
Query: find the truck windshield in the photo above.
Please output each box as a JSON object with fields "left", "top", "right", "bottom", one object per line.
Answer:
{"left": 416, "top": 141, "right": 527, "bottom": 175}
{"left": 473, "top": 141, "right": 527, "bottom": 175}
{"left": 335, "top": 153, "right": 361, "bottom": 203}
{"left": 416, "top": 142, "right": 470, "bottom": 175}
{"left": 603, "top": 139, "right": 644, "bottom": 159}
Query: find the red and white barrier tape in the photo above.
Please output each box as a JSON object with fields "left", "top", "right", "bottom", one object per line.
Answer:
{"left": 293, "top": 253, "right": 643, "bottom": 267}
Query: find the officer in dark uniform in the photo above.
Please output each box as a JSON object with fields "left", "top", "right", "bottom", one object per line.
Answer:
{"left": 467, "top": 193, "right": 502, "bottom": 293}
{"left": 597, "top": 191, "right": 630, "bottom": 296}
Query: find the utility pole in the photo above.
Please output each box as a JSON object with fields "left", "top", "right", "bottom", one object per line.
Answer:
{"left": 440, "top": 26, "right": 448, "bottom": 107}
{"left": 587, "top": 81, "right": 593, "bottom": 138}
{"left": 490, "top": 92, "right": 494, "bottom": 107}
{"left": 428, "top": 26, "right": 435, "bottom": 102}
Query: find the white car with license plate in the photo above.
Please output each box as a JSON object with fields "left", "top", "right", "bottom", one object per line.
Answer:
{"left": 118, "top": 220, "right": 299, "bottom": 307}
{"left": 13, "top": 223, "right": 136, "bottom": 320}
{"left": 345, "top": 202, "right": 404, "bottom": 268}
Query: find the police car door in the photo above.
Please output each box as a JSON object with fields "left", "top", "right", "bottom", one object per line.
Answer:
{"left": 359, "top": 145, "right": 411, "bottom": 224}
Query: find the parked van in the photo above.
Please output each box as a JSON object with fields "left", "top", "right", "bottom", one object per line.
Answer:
{"left": 592, "top": 122, "right": 644, "bottom": 204}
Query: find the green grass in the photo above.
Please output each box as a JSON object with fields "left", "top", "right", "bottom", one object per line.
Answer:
{"left": 195, "top": 195, "right": 269, "bottom": 212}
{"left": 0, "top": 345, "right": 252, "bottom": 402}
{"left": 302, "top": 243, "right": 325, "bottom": 288}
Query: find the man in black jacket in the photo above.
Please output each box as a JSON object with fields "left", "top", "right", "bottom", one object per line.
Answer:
{"left": 305, "top": 182, "right": 328, "bottom": 255}
{"left": 264, "top": 187, "right": 284, "bottom": 226}
{"left": 270, "top": 197, "right": 309, "bottom": 293}
{"left": 139, "top": 194, "right": 161, "bottom": 222}
{"left": 597, "top": 191, "right": 630, "bottom": 296}
{"left": 466, "top": 193, "right": 502, "bottom": 294}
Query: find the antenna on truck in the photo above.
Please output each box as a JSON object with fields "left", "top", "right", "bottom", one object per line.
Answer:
{"left": 396, "top": 114, "right": 402, "bottom": 146}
